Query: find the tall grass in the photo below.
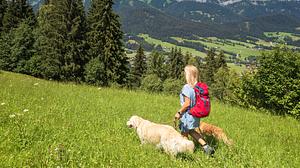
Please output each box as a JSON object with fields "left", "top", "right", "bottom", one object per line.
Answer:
{"left": 1, "top": 71, "right": 299, "bottom": 167}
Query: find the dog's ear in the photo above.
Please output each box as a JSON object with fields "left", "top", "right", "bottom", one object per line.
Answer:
{"left": 127, "top": 116, "right": 142, "bottom": 129}
{"left": 131, "top": 117, "right": 138, "bottom": 129}
{"left": 126, "top": 120, "right": 134, "bottom": 128}
{"left": 127, "top": 116, "right": 137, "bottom": 128}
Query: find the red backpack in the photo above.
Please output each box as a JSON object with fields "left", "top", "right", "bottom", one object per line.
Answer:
{"left": 190, "top": 82, "right": 211, "bottom": 118}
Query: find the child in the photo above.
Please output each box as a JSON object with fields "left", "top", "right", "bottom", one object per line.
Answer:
{"left": 175, "top": 65, "right": 215, "bottom": 155}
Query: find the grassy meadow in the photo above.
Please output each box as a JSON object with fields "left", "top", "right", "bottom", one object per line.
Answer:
{"left": 138, "top": 34, "right": 207, "bottom": 57}
{"left": 137, "top": 33, "right": 264, "bottom": 59}
{"left": 264, "top": 32, "right": 300, "bottom": 41}
{"left": 1, "top": 71, "right": 300, "bottom": 167}
{"left": 172, "top": 37, "right": 262, "bottom": 59}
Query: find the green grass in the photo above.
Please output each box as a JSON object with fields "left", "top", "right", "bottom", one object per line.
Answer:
{"left": 1, "top": 71, "right": 300, "bottom": 167}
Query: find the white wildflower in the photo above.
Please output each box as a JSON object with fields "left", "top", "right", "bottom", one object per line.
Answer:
{"left": 98, "top": 87, "right": 102, "bottom": 90}
{"left": 1, "top": 103, "right": 5, "bottom": 105}
{"left": 23, "top": 109, "right": 29, "bottom": 112}
{"left": 34, "top": 83, "right": 39, "bottom": 86}
{"left": 9, "top": 114, "right": 16, "bottom": 118}
{"left": 55, "top": 147, "right": 59, "bottom": 151}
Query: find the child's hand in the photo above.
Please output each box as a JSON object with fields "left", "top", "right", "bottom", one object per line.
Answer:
{"left": 175, "top": 112, "right": 181, "bottom": 120}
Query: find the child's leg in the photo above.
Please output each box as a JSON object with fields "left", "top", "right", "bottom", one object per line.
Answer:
{"left": 179, "top": 120, "right": 189, "bottom": 138}
{"left": 189, "top": 129, "right": 215, "bottom": 155}
{"left": 188, "top": 129, "right": 206, "bottom": 146}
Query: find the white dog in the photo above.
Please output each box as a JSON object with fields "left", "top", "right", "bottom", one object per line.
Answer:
{"left": 127, "top": 115, "right": 195, "bottom": 156}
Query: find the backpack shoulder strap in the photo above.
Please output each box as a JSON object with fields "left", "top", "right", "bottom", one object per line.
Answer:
{"left": 194, "top": 82, "right": 205, "bottom": 95}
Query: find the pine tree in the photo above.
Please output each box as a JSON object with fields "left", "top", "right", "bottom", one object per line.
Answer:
{"left": 183, "top": 51, "right": 190, "bottom": 66}
{"left": 183, "top": 51, "right": 197, "bottom": 66}
{"left": 196, "top": 56, "right": 205, "bottom": 82}
{"left": 215, "top": 51, "right": 227, "bottom": 69}
{"left": 16, "top": 0, "right": 36, "bottom": 26}
{"left": 169, "top": 47, "right": 184, "bottom": 79}
{"left": 87, "top": 0, "right": 129, "bottom": 86}
{"left": 148, "top": 50, "right": 166, "bottom": 80}
{"left": 55, "top": 0, "right": 88, "bottom": 81}
{"left": 29, "top": 3, "right": 63, "bottom": 79}
{"left": 87, "top": 0, "right": 104, "bottom": 59}
{"left": 2, "top": 0, "right": 35, "bottom": 32}
{"left": 165, "top": 47, "right": 175, "bottom": 79}
{"left": 0, "top": 0, "right": 35, "bottom": 72}
{"left": 203, "top": 48, "right": 217, "bottom": 85}
{"left": 0, "top": 33, "right": 13, "bottom": 70}
{"left": 0, "top": 0, "right": 8, "bottom": 32}
{"left": 10, "top": 21, "right": 34, "bottom": 73}
{"left": 2, "top": 0, "right": 19, "bottom": 32}
{"left": 132, "top": 45, "right": 147, "bottom": 87}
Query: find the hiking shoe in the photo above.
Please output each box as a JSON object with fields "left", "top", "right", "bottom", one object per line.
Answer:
{"left": 203, "top": 144, "right": 215, "bottom": 156}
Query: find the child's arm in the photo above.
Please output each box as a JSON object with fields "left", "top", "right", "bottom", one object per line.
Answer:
{"left": 175, "top": 96, "right": 190, "bottom": 119}
{"left": 179, "top": 96, "right": 191, "bottom": 114}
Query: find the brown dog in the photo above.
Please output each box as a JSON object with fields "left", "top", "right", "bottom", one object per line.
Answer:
{"left": 195, "top": 122, "right": 233, "bottom": 146}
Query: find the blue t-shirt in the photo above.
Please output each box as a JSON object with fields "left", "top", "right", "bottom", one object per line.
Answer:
{"left": 180, "top": 84, "right": 196, "bottom": 111}
{"left": 179, "top": 84, "right": 200, "bottom": 133}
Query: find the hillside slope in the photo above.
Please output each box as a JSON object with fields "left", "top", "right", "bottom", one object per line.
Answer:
{"left": 0, "top": 71, "right": 299, "bottom": 167}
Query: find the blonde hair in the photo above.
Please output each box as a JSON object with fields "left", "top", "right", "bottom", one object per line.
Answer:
{"left": 184, "top": 65, "right": 199, "bottom": 87}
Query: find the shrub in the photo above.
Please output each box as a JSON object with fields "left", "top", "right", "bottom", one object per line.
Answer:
{"left": 228, "top": 71, "right": 258, "bottom": 109}
{"left": 222, "top": 70, "right": 244, "bottom": 105}
{"left": 84, "top": 57, "right": 105, "bottom": 86}
{"left": 211, "top": 67, "right": 230, "bottom": 100}
{"left": 163, "top": 78, "right": 184, "bottom": 95}
{"left": 141, "top": 74, "right": 162, "bottom": 92}
{"left": 238, "top": 47, "right": 300, "bottom": 117}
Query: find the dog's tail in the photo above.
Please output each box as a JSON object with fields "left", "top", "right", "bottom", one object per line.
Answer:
{"left": 200, "top": 122, "right": 234, "bottom": 146}
{"left": 218, "top": 133, "right": 234, "bottom": 146}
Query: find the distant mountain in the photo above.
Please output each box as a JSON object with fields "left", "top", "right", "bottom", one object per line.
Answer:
{"left": 163, "top": 1, "right": 244, "bottom": 23}
{"left": 114, "top": 0, "right": 250, "bottom": 38}
{"left": 28, "top": 0, "right": 300, "bottom": 39}
{"left": 114, "top": 0, "right": 300, "bottom": 39}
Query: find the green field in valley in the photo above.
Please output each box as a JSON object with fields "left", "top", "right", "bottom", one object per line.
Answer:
{"left": 172, "top": 36, "right": 262, "bottom": 59}
{"left": 227, "top": 63, "right": 246, "bottom": 72}
{"left": 136, "top": 33, "right": 300, "bottom": 60}
{"left": 138, "top": 34, "right": 207, "bottom": 57}
{"left": 137, "top": 33, "right": 265, "bottom": 59}
{"left": 264, "top": 32, "right": 300, "bottom": 41}
{"left": 1, "top": 71, "right": 300, "bottom": 167}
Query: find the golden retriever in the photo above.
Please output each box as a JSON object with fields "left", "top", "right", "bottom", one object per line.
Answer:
{"left": 127, "top": 115, "right": 195, "bottom": 156}
{"left": 196, "top": 121, "right": 233, "bottom": 146}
